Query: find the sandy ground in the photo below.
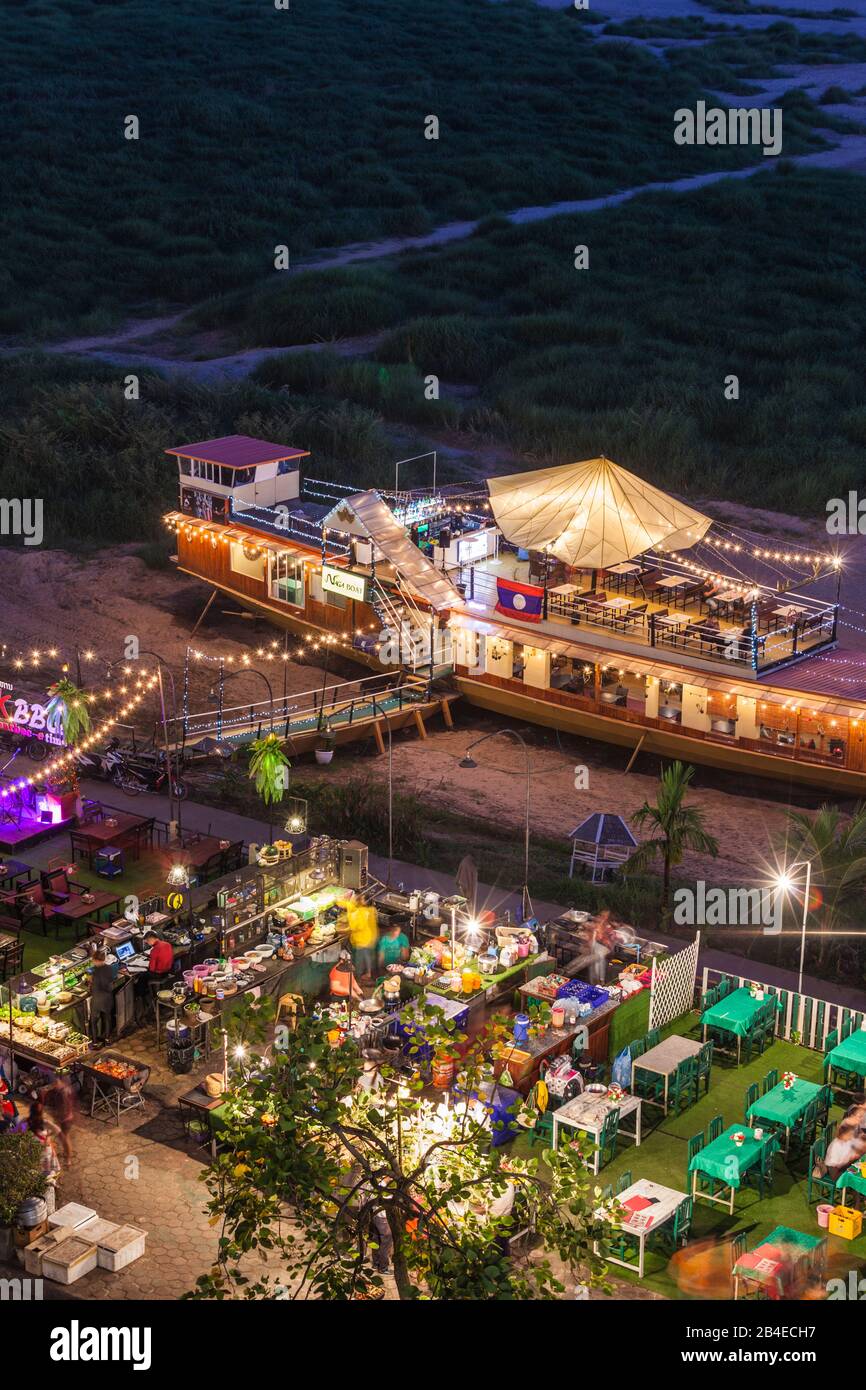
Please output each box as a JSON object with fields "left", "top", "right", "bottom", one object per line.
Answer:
{"left": 0, "top": 547, "right": 342, "bottom": 738}
{"left": 310, "top": 712, "right": 813, "bottom": 886}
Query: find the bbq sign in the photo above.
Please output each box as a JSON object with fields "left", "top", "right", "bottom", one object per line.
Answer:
{"left": 0, "top": 682, "right": 65, "bottom": 746}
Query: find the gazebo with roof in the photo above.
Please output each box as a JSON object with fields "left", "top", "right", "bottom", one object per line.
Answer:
{"left": 568, "top": 812, "right": 639, "bottom": 883}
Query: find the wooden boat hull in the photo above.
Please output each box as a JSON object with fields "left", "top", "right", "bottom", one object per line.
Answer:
{"left": 455, "top": 674, "right": 866, "bottom": 797}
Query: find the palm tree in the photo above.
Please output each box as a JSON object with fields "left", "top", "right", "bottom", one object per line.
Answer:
{"left": 628, "top": 761, "right": 719, "bottom": 921}
{"left": 781, "top": 803, "right": 866, "bottom": 969}
{"left": 248, "top": 733, "right": 291, "bottom": 844}
{"left": 46, "top": 676, "right": 92, "bottom": 799}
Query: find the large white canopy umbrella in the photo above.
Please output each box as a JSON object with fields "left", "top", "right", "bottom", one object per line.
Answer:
{"left": 487, "top": 456, "right": 712, "bottom": 569}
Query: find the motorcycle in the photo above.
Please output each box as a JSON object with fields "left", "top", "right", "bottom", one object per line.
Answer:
{"left": 111, "top": 750, "right": 187, "bottom": 800}
{"left": 76, "top": 737, "right": 127, "bottom": 781}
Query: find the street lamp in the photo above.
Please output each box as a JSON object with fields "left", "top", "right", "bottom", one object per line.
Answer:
{"left": 135, "top": 649, "right": 182, "bottom": 836}
{"left": 459, "top": 727, "right": 532, "bottom": 921}
{"left": 774, "top": 860, "right": 812, "bottom": 995}
{"left": 213, "top": 667, "right": 275, "bottom": 732}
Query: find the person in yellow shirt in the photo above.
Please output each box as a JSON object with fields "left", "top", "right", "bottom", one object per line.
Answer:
{"left": 348, "top": 903, "right": 379, "bottom": 983}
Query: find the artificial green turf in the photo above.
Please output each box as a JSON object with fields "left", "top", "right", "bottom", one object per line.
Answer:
{"left": 513, "top": 1015, "right": 866, "bottom": 1298}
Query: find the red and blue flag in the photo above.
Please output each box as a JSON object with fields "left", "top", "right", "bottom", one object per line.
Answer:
{"left": 495, "top": 577, "right": 544, "bottom": 623}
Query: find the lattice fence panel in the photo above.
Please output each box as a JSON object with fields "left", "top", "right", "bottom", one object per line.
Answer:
{"left": 649, "top": 932, "right": 701, "bottom": 1033}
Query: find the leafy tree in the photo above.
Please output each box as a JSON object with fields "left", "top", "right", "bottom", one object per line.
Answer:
{"left": 628, "top": 761, "right": 719, "bottom": 920}
{"left": 188, "top": 1003, "right": 614, "bottom": 1301}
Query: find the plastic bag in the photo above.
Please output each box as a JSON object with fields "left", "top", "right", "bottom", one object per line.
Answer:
{"left": 611, "top": 1046, "right": 632, "bottom": 1090}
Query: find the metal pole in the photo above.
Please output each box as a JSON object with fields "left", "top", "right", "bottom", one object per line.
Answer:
{"left": 371, "top": 695, "right": 393, "bottom": 883}
{"left": 156, "top": 664, "right": 175, "bottom": 829}
{"left": 798, "top": 860, "right": 811, "bottom": 997}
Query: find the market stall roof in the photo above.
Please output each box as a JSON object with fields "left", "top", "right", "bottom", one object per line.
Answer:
{"left": 486, "top": 456, "right": 712, "bottom": 569}
{"left": 322, "top": 491, "right": 462, "bottom": 612}
{"left": 166, "top": 435, "right": 309, "bottom": 469}
{"left": 568, "top": 814, "right": 638, "bottom": 849}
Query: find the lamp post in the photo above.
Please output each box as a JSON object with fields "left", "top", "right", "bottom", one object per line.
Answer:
{"left": 459, "top": 727, "right": 532, "bottom": 920}
{"left": 775, "top": 860, "right": 812, "bottom": 995}
{"left": 214, "top": 666, "right": 276, "bottom": 732}
{"left": 136, "top": 649, "right": 181, "bottom": 837}
{"left": 369, "top": 694, "right": 393, "bottom": 883}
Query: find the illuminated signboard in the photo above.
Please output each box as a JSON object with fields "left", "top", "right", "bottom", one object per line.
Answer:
{"left": 321, "top": 566, "right": 369, "bottom": 603}
{"left": 0, "top": 683, "right": 65, "bottom": 746}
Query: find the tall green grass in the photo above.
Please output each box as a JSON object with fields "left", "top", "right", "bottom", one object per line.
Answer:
{"left": 3, "top": 0, "right": 836, "bottom": 337}
{"left": 192, "top": 169, "right": 866, "bottom": 516}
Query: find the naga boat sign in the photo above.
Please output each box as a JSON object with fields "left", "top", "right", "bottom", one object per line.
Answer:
{"left": 322, "top": 566, "right": 369, "bottom": 603}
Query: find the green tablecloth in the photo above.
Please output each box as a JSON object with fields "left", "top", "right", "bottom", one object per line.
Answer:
{"left": 836, "top": 1163, "right": 866, "bottom": 1198}
{"left": 701, "top": 987, "right": 780, "bottom": 1039}
{"left": 747, "top": 1077, "right": 822, "bottom": 1132}
{"left": 733, "top": 1225, "right": 823, "bottom": 1297}
{"left": 825, "top": 1028, "right": 866, "bottom": 1078}
{"left": 689, "top": 1123, "right": 779, "bottom": 1189}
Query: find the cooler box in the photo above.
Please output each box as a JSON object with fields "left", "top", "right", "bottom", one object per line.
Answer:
{"left": 829, "top": 1206, "right": 863, "bottom": 1241}
{"left": 23, "top": 1225, "right": 75, "bottom": 1277}
{"left": 42, "top": 1235, "right": 98, "bottom": 1284}
{"left": 79, "top": 1216, "right": 121, "bottom": 1245}
{"left": 49, "top": 1202, "right": 96, "bottom": 1230}
{"left": 97, "top": 1223, "right": 147, "bottom": 1271}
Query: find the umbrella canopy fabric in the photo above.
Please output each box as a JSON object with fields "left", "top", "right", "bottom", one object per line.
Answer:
{"left": 487, "top": 456, "right": 712, "bottom": 569}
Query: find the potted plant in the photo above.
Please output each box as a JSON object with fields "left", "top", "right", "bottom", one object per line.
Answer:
{"left": 315, "top": 726, "right": 336, "bottom": 765}
{"left": 0, "top": 1132, "right": 46, "bottom": 1261}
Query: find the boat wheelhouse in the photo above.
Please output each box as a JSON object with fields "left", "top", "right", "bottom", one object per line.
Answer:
{"left": 165, "top": 437, "right": 866, "bottom": 792}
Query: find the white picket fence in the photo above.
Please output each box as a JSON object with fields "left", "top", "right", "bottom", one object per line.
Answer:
{"left": 698, "top": 965, "right": 865, "bottom": 1052}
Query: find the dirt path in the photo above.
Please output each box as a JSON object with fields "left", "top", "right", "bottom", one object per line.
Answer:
{"left": 12, "top": 128, "right": 866, "bottom": 380}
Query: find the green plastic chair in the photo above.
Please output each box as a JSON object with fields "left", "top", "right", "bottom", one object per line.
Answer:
{"left": 598, "top": 1108, "right": 620, "bottom": 1168}
{"left": 822, "top": 1118, "right": 836, "bottom": 1145}
{"left": 632, "top": 1061, "right": 664, "bottom": 1105}
{"left": 617, "top": 1170, "right": 632, "bottom": 1194}
{"left": 730, "top": 1230, "right": 747, "bottom": 1267}
{"left": 601, "top": 1183, "right": 613, "bottom": 1202}
{"left": 807, "top": 1136, "right": 836, "bottom": 1204}
{"left": 652, "top": 1195, "right": 693, "bottom": 1253}
{"left": 687, "top": 1132, "right": 704, "bottom": 1165}
{"left": 762, "top": 1068, "right": 779, "bottom": 1095}
{"left": 744, "top": 1141, "right": 776, "bottom": 1200}
{"left": 696, "top": 1040, "right": 713, "bottom": 1097}
{"left": 708, "top": 1113, "right": 724, "bottom": 1142}
{"left": 629, "top": 1037, "right": 646, "bottom": 1061}
{"left": 744, "top": 1082, "right": 759, "bottom": 1120}
{"left": 841, "top": 1016, "right": 853, "bottom": 1042}
{"left": 528, "top": 1110, "right": 555, "bottom": 1149}
{"left": 671, "top": 1058, "right": 696, "bottom": 1114}
{"left": 817, "top": 1084, "right": 832, "bottom": 1126}
{"left": 645, "top": 1028, "right": 661, "bottom": 1050}
{"left": 824, "top": 1028, "right": 839, "bottom": 1055}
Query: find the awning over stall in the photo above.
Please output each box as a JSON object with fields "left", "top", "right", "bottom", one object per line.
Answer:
{"left": 487, "top": 456, "right": 712, "bottom": 569}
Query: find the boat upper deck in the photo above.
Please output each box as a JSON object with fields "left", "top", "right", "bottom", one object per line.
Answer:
{"left": 449, "top": 547, "right": 837, "bottom": 681}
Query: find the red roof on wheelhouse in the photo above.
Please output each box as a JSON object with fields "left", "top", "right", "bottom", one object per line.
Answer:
{"left": 165, "top": 435, "right": 310, "bottom": 468}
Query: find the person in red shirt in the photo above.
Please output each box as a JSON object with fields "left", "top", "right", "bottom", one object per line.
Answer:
{"left": 144, "top": 932, "right": 174, "bottom": 977}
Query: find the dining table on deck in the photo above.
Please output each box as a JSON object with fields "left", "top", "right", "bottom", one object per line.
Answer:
{"left": 732, "top": 1225, "right": 825, "bottom": 1300}
{"left": 824, "top": 1028, "right": 866, "bottom": 1090}
{"left": 631, "top": 1035, "right": 702, "bottom": 1113}
{"left": 69, "top": 811, "right": 155, "bottom": 867}
{"left": 597, "top": 1178, "right": 687, "bottom": 1279}
{"left": 689, "top": 1123, "right": 780, "bottom": 1214}
{"left": 701, "top": 987, "right": 781, "bottom": 1062}
{"left": 551, "top": 1090, "right": 642, "bottom": 1173}
{"left": 746, "top": 1077, "right": 823, "bottom": 1152}
{"left": 0, "top": 858, "right": 37, "bottom": 891}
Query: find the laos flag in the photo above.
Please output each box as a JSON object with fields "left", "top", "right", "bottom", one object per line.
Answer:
{"left": 495, "top": 577, "right": 544, "bottom": 623}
